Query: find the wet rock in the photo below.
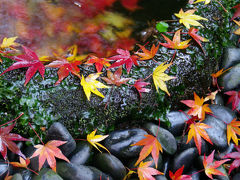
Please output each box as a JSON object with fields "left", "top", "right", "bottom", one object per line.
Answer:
{"left": 69, "top": 141, "right": 92, "bottom": 166}
{"left": 188, "top": 168, "right": 200, "bottom": 180}
{"left": 215, "top": 143, "right": 235, "bottom": 160}
{"left": 94, "top": 153, "right": 126, "bottom": 180}
{"left": 209, "top": 105, "right": 236, "bottom": 124}
{"left": 16, "top": 169, "right": 32, "bottom": 180}
{"left": 166, "top": 111, "right": 190, "bottom": 136}
{"left": 155, "top": 175, "right": 167, "bottom": 180}
{"left": 57, "top": 162, "right": 112, "bottom": 180}
{"left": 103, "top": 128, "right": 148, "bottom": 159}
{"left": 8, "top": 142, "right": 24, "bottom": 162}
{"left": 46, "top": 122, "right": 76, "bottom": 156}
{"left": 233, "top": 173, "right": 240, "bottom": 180}
{"left": 33, "top": 168, "right": 63, "bottom": 180}
{"left": 0, "top": 161, "right": 10, "bottom": 179}
{"left": 214, "top": 165, "right": 230, "bottom": 180}
{"left": 145, "top": 123, "right": 177, "bottom": 155}
{"left": 221, "top": 48, "right": 240, "bottom": 69}
{"left": 172, "top": 148, "right": 198, "bottom": 173}
{"left": 214, "top": 93, "right": 224, "bottom": 106}
{"left": 161, "top": 157, "right": 171, "bottom": 175}
{"left": 12, "top": 173, "right": 23, "bottom": 180}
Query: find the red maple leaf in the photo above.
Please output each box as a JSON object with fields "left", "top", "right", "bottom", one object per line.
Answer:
{"left": 86, "top": 55, "right": 111, "bottom": 73}
{"left": 137, "top": 161, "right": 163, "bottom": 180}
{"left": 231, "top": 3, "right": 240, "bottom": 21}
{"left": 120, "top": 0, "right": 140, "bottom": 11}
{"left": 223, "top": 145, "right": 240, "bottom": 174}
{"left": 0, "top": 46, "right": 45, "bottom": 86}
{"left": 203, "top": 150, "right": 230, "bottom": 179}
{"left": 108, "top": 49, "right": 139, "bottom": 73}
{"left": 225, "top": 91, "right": 240, "bottom": 111}
{"left": 169, "top": 165, "right": 192, "bottom": 180}
{"left": 133, "top": 79, "right": 151, "bottom": 98}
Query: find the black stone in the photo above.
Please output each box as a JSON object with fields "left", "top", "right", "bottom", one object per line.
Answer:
{"left": 214, "top": 94, "right": 224, "bottom": 106}
{"left": 233, "top": 173, "right": 240, "bottom": 180}
{"left": 0, "top": 161, "right": 10, "bottom": 179}
{"left": 221, "top": 48, "right": 240, "bottom": 69}
{"left": 155, "top": 175, "right": 167, "bottom": 180}
{"left": 33, "top": 168, "right": 63, "bottom": 180}
{"left": 11, "top": 173, "right": 23, "bottom": 180}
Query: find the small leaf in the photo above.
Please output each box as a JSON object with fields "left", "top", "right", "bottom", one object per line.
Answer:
{"left": 225, "top": 91, "right": 240, "bottom": 111}
{"left": 135, "top": 44, "right": 159, "bottom": 60}
{"left": 193, "top": 0, "right": 211, "bottom": 5}
{"left": 87, "top": 129, "right": 109, "bottom": 153}
{"left": 188, "top": 27, "right": 208, "bottom": 53}
{"left": 137, "top": 161, "right": 163, "bottom": 180}
{"left": 169, "top": 165, "right": 192, "bottom": 180}
{"left": 0, "top": 37, "right": 19, "bottom": 49}
{"left": 231, "top": 4, "right": 240, "bottom": 21}
{"left": 86, "top": 55, "right": 111, "bottom": 73}
{"left": 156, "top": 22, "right": 169, "bottom": 33}
{"left": 227, "top": 118, "right": 240, "bottom": 145}
{"left": 133, "top": 79, "right": 151, "bottom": 98}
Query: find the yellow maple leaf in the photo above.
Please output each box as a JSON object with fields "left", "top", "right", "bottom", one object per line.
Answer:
{"left": 0, "top": 36, "right": 18, "bottom": 49}
{"left": 87, "top": 129, "right": 110, "bottom": 153}
{"left": 227, "top": 118, "right": 240, "bottom": 145}
{"left": 193, "top": 0, "right": 211, "bottom": 4}
{"left": 175, "top": 9, "right": 208, "bottom": 29}
{"left": 81, "top": 73, "right": 110, "bottom": 101}
{"left": 153, "top": 62, "right": 176, "bottom": 96}
{"left": 233, "top": 20, "right": 240, "bottom": 35}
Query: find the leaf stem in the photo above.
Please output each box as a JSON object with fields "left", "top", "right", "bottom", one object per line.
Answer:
{"left": 214, "top": 0, "right": 228, "bottom": 13}
{"left": 28, "top": 122, "right": 45, "bottom": 145}
{"left": 0, "top": 113, "right": 24, "bottom": 127}
{"left": 27, "top": 167, "right": 39, "bottom": 175}
{"left": 143, "top": 74, "right": 152, "bottom": 81}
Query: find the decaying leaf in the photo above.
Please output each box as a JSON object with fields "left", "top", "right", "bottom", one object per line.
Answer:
{"left": 87, "top": 129, "right": 109, "bottom": 153}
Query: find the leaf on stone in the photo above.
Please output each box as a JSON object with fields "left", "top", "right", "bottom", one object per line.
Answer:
{"left": 174, "top": 9, "right": 208, "bottom": 29}
{"left": 87, "top": 129, "right": 110, "bottom": 153}
{"left": 81, "top": 73, "right": 110, "bottom": 101}
{"left": 0, "top": 36, "right": 19, "bottom": 49}
{"left": 159, "top": 29, "right": 191, "bottom": 50}
{"left": 135, "top": 44, "right": 159, "bottom": 60}
{"left": 187, "top": 122, "right": 212, "bottom": 155}
{"left": 227, "top": 118, "right": 240, "bottom": 145}
{"left": 231, "top": 4, "right": 240, "bottom": 21}
{"left": 30, "top": 140, "right": 70, "bottom": 172}
{"left": 203, "top": 150, "right": 230, "bottom": 179}
{"left": 223, "top": 145, "right": 240, "bottom": 174}
{"left": 0, "top": 46, "right": 45, "bottom": 86}
{"left": 10, "top": 157, "right": 30, "bottom": 168}
{"left": 211, "top": 68, "right": 231, "bottom": 88}
{"left": 152, "top": 61, "right": 176, "bottom": 96}
{"left": 132, "top": 134, "right": 163, "bottom": 168}
{"left": 193, "top": 0, "right": 211, "bottom": 5}
{"left": 188, "top": 27, "right": 208, "bottom": 53}
{"left": 86, "top": 55, "right": 111, "bottom": 73}
{"left": 204, "top": 90, "right": 218, "bottom": 102}
{"left": 133, "top": 79, "right": 151, "bottom": 98}
{"left": 225, "top": 91, "right": 240, "bottom": 111}
{"left": 101, "top": 66, "right": 131, "bottom": 86}
{"left": 108, "top": 48, "right": 139, "bottom": 73}
{"left": 169, "top": 165, "right": 192, "bottom": 180}
{"left": 181, "top": 92, "right": 212, "bottom": 120}
{"left": 137, "top": 161, "right": 163, "bottom": 180}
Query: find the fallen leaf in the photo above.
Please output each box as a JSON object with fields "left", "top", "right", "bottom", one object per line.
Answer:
{"left": 87, "top": 129, "right": 109, "bottom": 153}
{"left": 223, "top": 145, "right": 240, "bottom": 174}
{"left": 231, "top": 4, "right": 240, "bottom": 21}
{"left": 0, "top": 46, "right": 45, "bottom": 86}
{"left": 181, "top": 92, "right": 212, "bottom": 120}
{"left": 135, "top": 44, "right": 159, "bottom": 60}
{"left": 175, "top": 9, "right": 208, "bottom": 29}
{"left": 159, "top": 30, "right": 191, "bottom": 50}
{"left": 233, "top": 20, "right": 240, "bottom": 35}
{"left": 30, "top": 140, "right": 70, "bottom": 172}
{"left": 120, "top": 0, "right": 140, "bottom": 11}
{"left": 123, "top": 169, "right": 136, "bottom": 180}
{"left": 188, "top": 27, "right": 208, "bottom": 53}
{"left": 101, "top": 66, "right": 131, "bottom": 86}
{"left": 86, "top": 55, "right": 111, "bottom": 73}
{"left": 204, "top": 90, "right": 218, "bottom": 102}
{"left": 203, "top": 150, "right": 230, "bottom": 179}
{"left": 211, "top": 68, "right": 231, "bottom": 88}
{"left": 227, "top": 118, "right": 240, "bottom": 145}
{"left": 137, "top": 161, "right": 163, "bottom": 180}
{"left": 152, "top": 61, "right": 176, "bottom": 96}
{"left": 81, "top": 73, "right": 110, "bottom": 100}
{"left": 0, "top": 37, "right": 18, "bottom": 49}
{"left": 133, "top": 79, "right": 151, "bottom": 98}
{"left": 187, "top": 122, "right": 212, "bottom": 155}
{"left": 169, "top": 165, "right": 192, "bottom": 180}
{"left": 193, "top": 0, "right": 211, "bottom": 5}
{"left": 132, "top": 134, "right": 163, "bottom": 168}
{"left": 10, "top": 157, "right": 30, "bottom": 168}
{"left": 225, "top": 91, "right": 240, "bottom": 111}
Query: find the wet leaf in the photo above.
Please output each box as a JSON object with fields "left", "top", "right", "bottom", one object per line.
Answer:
{"left": 223, "top": 145, "right": 240, "bottom": 174}
{"left": 193, "top": 0, "right": 211, "bottom": 5}
{"left": 227, "top": 118, "right": 240, "bottom": 145}
{"left": 87, "top": 129, "right": 109, "bottom": 153}
{"left": 188, "top": 27, "right": 208, "bottom": 53}
{"left": 169, "top": 165, "right": 192, "bottom": 180}
{"left": 225, "top": 91, "right": 240, "bottom": 111}
{"left": 10, "top": 157, "right": 30, "bottom": 168}
{"left": 137, "top": 161, "right": 163, "bottom": 180}
{"left": 135, "top": 44, "right": 159, "bottom": 60}
{"left": 211, "top": 68, "right": 231, "bottom": 88}
{"left": 231, "top": 4, "right": 240, "bottom": 21}
{"left": 204, "top": 90, "right": 218, "bottom": 102}
{"left": 86, "top": 55, "right": 111, "bottom": 73}
{"left": 133, "top": 79, "right": 151, "bottom": 98}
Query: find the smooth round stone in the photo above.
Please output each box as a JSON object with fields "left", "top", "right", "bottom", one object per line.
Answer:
{"left": 145, "top": 123, "right": 177, "bottom": 155}
{"left": 57, "top": 162, "right": 112, "bottom": 180}
{"left": 233, "top": 173, "right": 240, "bottom": 180}
{"left": 15, "top": 169, "right": 32, "bottom": 180}
{"left": 172, "top": 148, "right": 198, "bottom": 173}
{"left": 166, "top": 111, "right": 190, "bottom": 136}
{"left": 46, "top": 122, "right": 76, "bottom": 156}
{"left": 214, "top": 165, "right": 230, "bottom": 180}
{"left": 103, "top": 128, "right": 148, "bottom": 159}
{"left": 0, "top": 161, "right": 10, "bottom": 179}
{"left": 33, "top": 168, "right": 63, "bottom": 180}
{"left": 214, "top": 94, "right": 224, "bottom": 106}
{"left": 94, "top": 153, "right": 126, "bottom": 180}
{"left": 69, "top": 141, "right": 92, "bottom": 166}
{"left": 187, "top": 168, "right": 200, "bottom": 180}
{"left": 155, "top": 175, "right": 167, "bottom": 180}
{"left": 11, "top": 173, "right": 23, "bottom": 180}
{"left": 209, "top": 105, "right": 236, "bottom": 124}
{"left": 215, "top": 143, "right": 235, "bottom": 160}
{"left": 221, "top": 48, "right": 240, "bottom": 69}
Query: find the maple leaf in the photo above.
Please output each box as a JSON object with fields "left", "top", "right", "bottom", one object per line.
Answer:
{"left": 193, "top": 0, "right": 211, "bottom": 5}
{"left": 137, "top": 161, "right": 163, "bottom": 180}
{"left": 181, "top": 92, "right": 212, "bottom": 120}
{"left": 0, "top": 37, "right": 19, "bottom": 49}
{"left": 86, "top": 55, "right": 111, "bottom": 73}
{"left": 123, "top": 169, "right": 137, "bottom": 180}
{"left": 0, "top": 46, "right": 45, "bottom": 86}
{"left": 231, "top": 4, "right": 240, "bottom": 21}
{"left": 10, "top": 157, "right": 30, "bottom": 168}
{"left": 152, "top": 61, "right": 176, "bottom": 96}
{"left": 133, "top": 79, "right": 151, "bottom": 98}
{"left": 108, "top": 49, "right": 139, "bottom": 73}
{"left": 169, "top": 165, "right": 192, "bottom": 180}
{"left": 225, "top": 91, "right": 240, "bottom": 111}
{"left": 87, "top": 129, "right": 109, "bottom": 153}
{"left": 30, "top": 140, "right": 70, "bottom": 172}
{"left": 159, "top": 30, "right": 191, "bottom": 50}
{"left": 203, "top": 150, "right": 230, "bottom": 179}
{"left": 0, "top": 122, "right": 30, "bottom": 160}
{"left": 135, "top": 44, "right": 159, "bottom": 60}
{"left": 223, "top": 145, "right": 240, "bottom": 174}
{"left": 204, "top": 90, "right": 218, "bottom": 102}
{"left": 101, "top": 67, "right": 131, "bottom": 86}
{"left": 211, "top": 68, "right": 231, "bottom": 89}
{"left": 187, "top": 122, "right": 212, "bottom": 155}
{"left": 81, "top": 73, "right": 110, "bottom": 101}
{"left": 227, "top": 118, "right": 240, "bottom": 145}
{"left": 175, "top": 9, "right": 208, "bottom": 29}
{"left": 132, "top": 134, "right": 163, "bottom": 168}
{"left": 120, "top": 0, "right": 140, "bottom": 11}
{"left": 188, "top": 27, "right": 208, "bottom": 53}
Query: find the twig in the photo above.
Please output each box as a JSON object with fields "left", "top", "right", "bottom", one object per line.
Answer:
{"left": 28, "top": 122, "right": 45, "bottom": 145}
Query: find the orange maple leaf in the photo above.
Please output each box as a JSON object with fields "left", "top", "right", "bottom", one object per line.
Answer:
{"left": 211, "top": 68, "right": 231, "bottom": 89}
{"left": 132, "top": 134, "right": 162, "bottom": 168}
{"left": 30, "top": 140, "right": 70, "bottom": 172}
{"left": 187, "top": 122, "right": 212, "bottom": 155}
{"left": 137, "top": 161, "right": 163, "bottom": 180}
{"left": 10, "top": 157, "right": 30, "bottom": 168}
{"left": 203, "top": 150, "right": 230, "bottom": 179}
{"left": 86, "top": 55, "right": 111, "bottom": 73}
{"left": 135, "top": 44, "right": 159, "bottom": 60}
{"left": 159, "top": 29, "right": 191, "bottom": 50}
{"left": 181, "top": 92, "right": 212, "bottom": 120}
{"left": 169, "top": 165, "right": 192, "bottom": 180}
{"left": 227, "top": 118, "right": 240, "bottom": 145}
